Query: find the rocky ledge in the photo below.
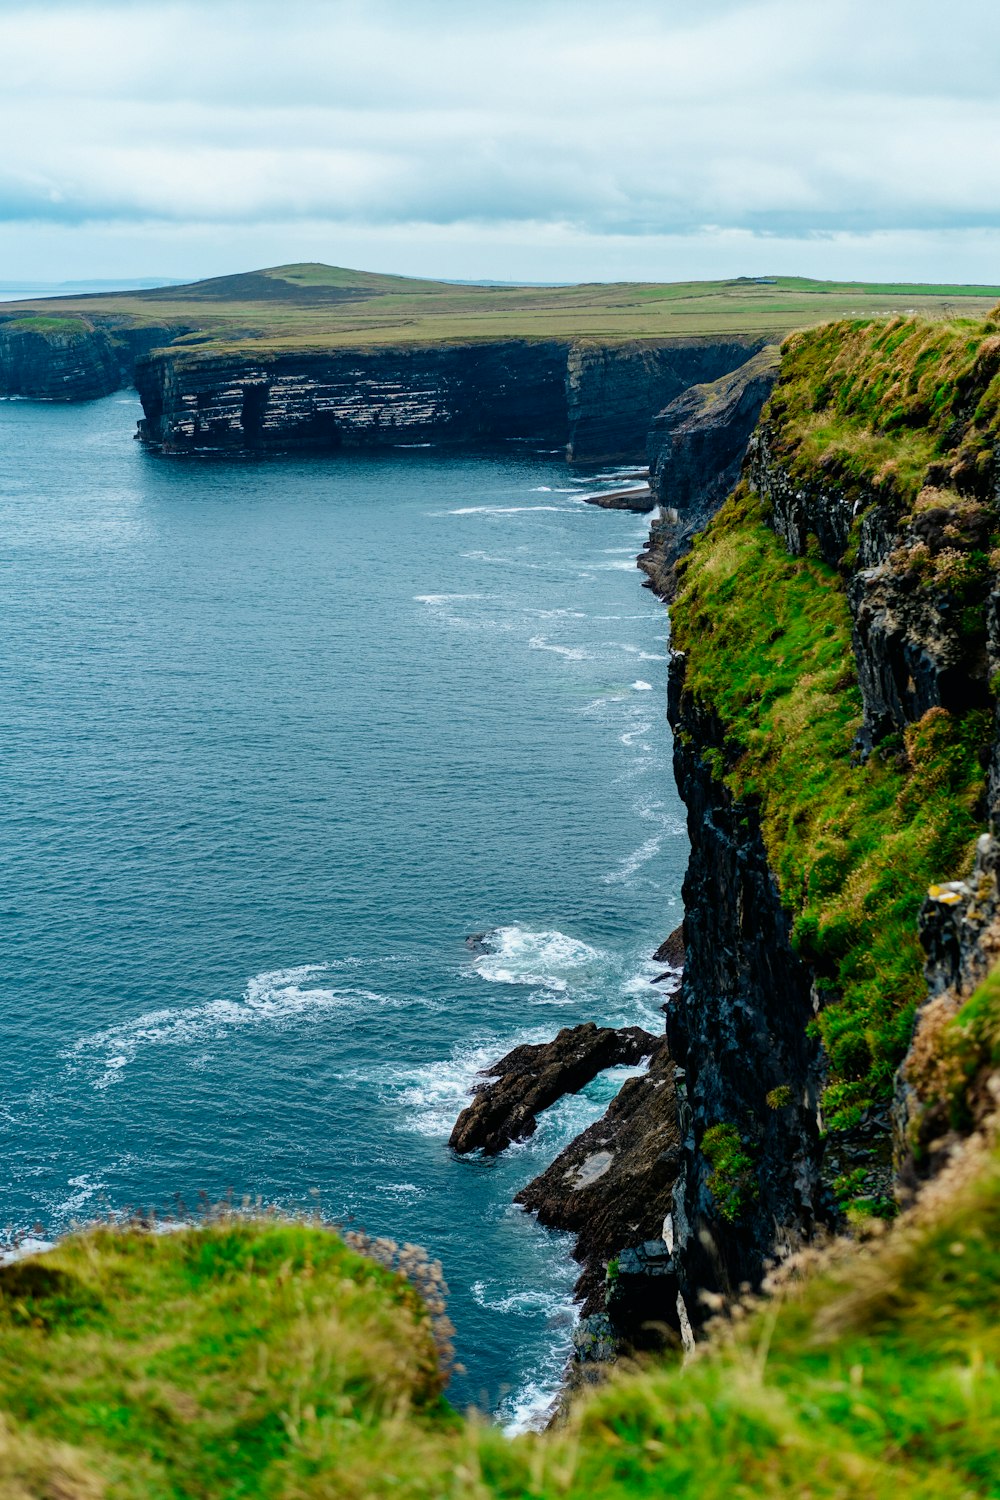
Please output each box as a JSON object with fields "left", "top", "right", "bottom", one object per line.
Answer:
{"left": 448, "top": 1022, "right": 658, "bottom": 1155}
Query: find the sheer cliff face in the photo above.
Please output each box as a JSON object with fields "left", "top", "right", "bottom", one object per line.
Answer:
{"left": 135, "top": 342, "right": 570, "bottom": 454}
{"left": 564, "top": 338, "right": 767, "bottom": 463}
{"left": 661, "top": 311, "right": 1000, "bottom": 1312}
{"left": 135, "top": 337, "right": 765, "bottom": 461}
{"left": 0, "top": 319, "right": 121, "bottom": 400}
{"left": 0, "top": 317, "right": 185, "bottom": 401}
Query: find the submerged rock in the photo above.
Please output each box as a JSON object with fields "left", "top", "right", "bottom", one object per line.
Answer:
{"left": 448, "top": 1022, "right": 657, "bottom": 1156}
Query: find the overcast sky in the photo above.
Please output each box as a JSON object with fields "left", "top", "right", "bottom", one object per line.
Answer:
{"left": 3, "top": 0, "right": 1000, "bottom": 286}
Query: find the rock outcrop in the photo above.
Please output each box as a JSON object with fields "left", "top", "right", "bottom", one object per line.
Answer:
{"left": 0, "top": 315, "right": 187, "bottom": 400}
{"left": 449, "top": 1023, "right": 657, "bottom": 1156}
{"left": 638, "top": 345, "right": 780, "bottom": 598}
{"left": 515, "top": 1040, "right": 683, "bottom": 1341}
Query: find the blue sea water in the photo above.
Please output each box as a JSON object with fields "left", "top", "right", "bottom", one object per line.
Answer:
{"left": 0, "top": 394, "right": 687, "bottom": 1424}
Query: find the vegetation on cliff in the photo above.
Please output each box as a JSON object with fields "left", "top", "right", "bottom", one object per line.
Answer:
{"left": 3, "top": 1155, "right": 1000, "bottom": 1497}
{"left": 670, "top": 483, "right": 986, "bottom": 1134}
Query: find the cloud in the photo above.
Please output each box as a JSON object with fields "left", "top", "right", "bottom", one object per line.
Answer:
{"left": 1, "top": 1, "right": 998, "bottom": 278}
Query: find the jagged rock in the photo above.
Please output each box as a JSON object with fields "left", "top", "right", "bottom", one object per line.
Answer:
{"left": 464, "top": 932, "right": 495, "bottom": 955}
{"left": 582, "top": 484, "right": 654, "bottom": 512}
{"left": 515, "top": 1041, "right": 682, "bottom": 1335}
{"left": 748, "top": 426, "right": 993, "bottom": 749}
{"left": 449, "top": 1022, "right": 658, "bottom": 1156}
{"left": 638, "top": 346, "right": 779, "bottom": 598}
{"left": 566, "top": 338, "right": 766, "bottom": 464}
{"left": 652, "top": 925, "right": 685, "bottom": 967}
{"left": 895, "top": 832, "right": 1000, "bottom": 1189}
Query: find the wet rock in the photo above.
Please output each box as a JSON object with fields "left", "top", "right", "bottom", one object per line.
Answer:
{"left": 652, "top": 925, "right": 685, "bottom": 967}
{"left": 464, "top": 932, "right": 495, "bottom": 956}
{"left": 449, "top": 1022, "right": 658, "bottom": 1156}
{"left": 582, "top": 484, "right": 654, "bottom": 512}
{"left": 515, "top": 1041, "right": 682, "bottom": 1332}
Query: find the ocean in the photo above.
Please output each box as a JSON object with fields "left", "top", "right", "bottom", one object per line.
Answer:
{"left": 0, "top": 393, "right": 687, "bottom": 1423}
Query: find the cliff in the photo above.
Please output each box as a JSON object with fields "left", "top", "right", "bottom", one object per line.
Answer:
{"left": 0, "top": 316, "right": 121, "bottom": 400}
{"left": 564, "top": 337, "right": 767, "bottom": 463}
{"left": 660, "top": 307, "right": 1000, "bottom": 1310}
{"left": 639, "top": 344, "right": 780, "bottom": 595}
{"left": 134, "top": 336, "right": 766, "bottom": 461}
{"left": 0, "top": 314, "right": 185, "bottom": 400}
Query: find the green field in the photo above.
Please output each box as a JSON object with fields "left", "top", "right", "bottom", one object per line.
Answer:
{"left": 5, "top": 263, "right": 1000, "bottom": 357}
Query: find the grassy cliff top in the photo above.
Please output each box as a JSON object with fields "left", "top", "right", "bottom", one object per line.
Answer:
{"left": 3, "top": 1161, "right": 1000, "bottom": 1498}
{"left": 3, "top": 263, "right": 1000, "bottom": 356}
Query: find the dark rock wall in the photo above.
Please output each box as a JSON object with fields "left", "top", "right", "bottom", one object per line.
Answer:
{"left": 135, "top": 335, "right": 770, "bottom": 459}
{"left": 566, "top": 338, "right": 766, "bottom": 464}
{"left": 666, "top": 667, "right": 828, "bottom": 1304}
{"left": 0, "top": 320, "right": 121, "bottom": 400}
{"left": 135, "top": 341, "right": 570, "bottom": 454}
{"left": 748, "top": 426, "right": 993, "bottom": 751}
{"left": 639, "top": 346, "right": 779, "bottom": 598}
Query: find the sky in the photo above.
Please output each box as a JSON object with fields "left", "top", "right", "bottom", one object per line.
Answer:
{"left": 2, "top": 0, "right": 1000, "bottom": 287}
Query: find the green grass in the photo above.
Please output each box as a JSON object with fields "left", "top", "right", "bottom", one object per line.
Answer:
{"left": 765, "top": 312, "right": 1000, "bottom": 504}
{"left": 3, "top": 265, "right": 1000, "bottom": 360}
{"left": 3, "top": 1155, "right": 1000, "bottom": 1498}
{"left": 670, "top": 485, "right": 987, "bottom": 1130}
{"left": 2, "top": 315, "right": 95, "bottom": 338}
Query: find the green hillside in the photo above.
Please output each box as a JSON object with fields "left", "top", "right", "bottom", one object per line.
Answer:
{"left": 5, "top": 263, "right": 1000, "bottom": 356}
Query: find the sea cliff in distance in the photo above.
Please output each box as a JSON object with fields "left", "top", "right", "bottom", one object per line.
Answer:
{"left": 3, "top": 263, "right": 1000, "bottom": 461}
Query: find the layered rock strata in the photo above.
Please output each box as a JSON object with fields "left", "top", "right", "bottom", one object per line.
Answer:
{"left": 0, "top": 319, "right": 121, "bottom": 401}
{"left": 0, "top": 316, "right": 185, "bottom": 400}
{"left": 135, "top": 336, "right": 766, "bottom": 461}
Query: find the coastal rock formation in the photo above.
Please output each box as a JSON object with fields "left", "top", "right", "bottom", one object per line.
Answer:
{"left": 638, "top": 345, "right": 780, "bottom": 597}
{"left": 0, "top": 317, "right": 121, "bottom": 400}
{"left": 515, "top": 1040, "right": 683, "bottom": 1342}
{"left": 0, "top": 315, "right": 186, "bottom": 400}
{"left": 135, "top": 336, "right": 767, "bottom": 460}
{"left": 565, "top": 338, "right": 767, "bottom": 463}
{"left": 449, "top": 1022, "right": 657, "bottom": 1156}
{"left": 664, "top": 663, "right": 830, "bottom": 1304}
{"left": 136, "top": 341, "right": 570, "bottom": 454}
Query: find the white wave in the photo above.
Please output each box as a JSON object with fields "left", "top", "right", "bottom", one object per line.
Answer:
{"left": 528, "top": 635, "right": 589, "bottom": 662}
{"left": 632, "top": 680, "right": 654, "bottom": 691}
{"left": 414, "top": 592, "right": 483, "bottom": 605}
{"left": 54, "top": 1173, "right": 106, "bottom": 1219}
{"left": 529, "top": 486, "right": 553, "bottom": 492}
{"left": 65, "top": 966, "right": 400, "bottom": 1090}
{"left": 355, "top": 1029, "right": 552, "bottom": 1138}
{"left": 471, "top": 1281, "right": 570, "bottom": 1317}
{"left": 447, "top": 505, "right": 568, "bottom": 515}
{"left": 474, "top": 927, "right": 607, "bottom": 993}
{"left": 602, "top": 833, "right": 663, "bottom": 885}
{"left": 619, "top": 721, "right": 654, "bottom": 746}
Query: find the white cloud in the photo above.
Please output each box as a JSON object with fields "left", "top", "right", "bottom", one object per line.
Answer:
{"left": 0, "top": 0, "right": 998, "bottom": 280}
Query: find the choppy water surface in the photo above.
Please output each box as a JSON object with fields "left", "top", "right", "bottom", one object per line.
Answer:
{"left": 0, "top": 396, "right": 687, "bottom": 1423}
